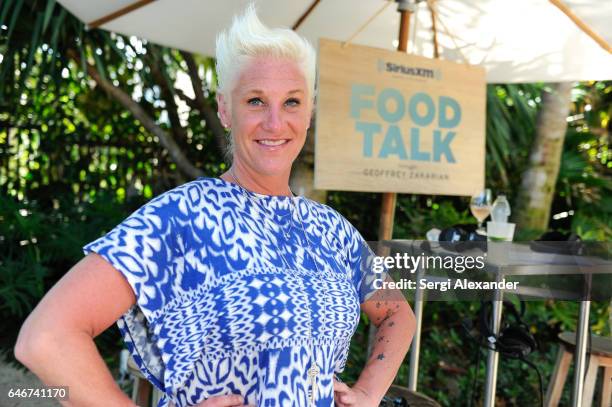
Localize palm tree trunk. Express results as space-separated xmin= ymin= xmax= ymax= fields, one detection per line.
xmin=513 ymin=82 xmax=574 ymax=237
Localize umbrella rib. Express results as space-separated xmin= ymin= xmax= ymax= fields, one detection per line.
xmin=292 ymin=0 xmax=321 ymax=30
xmin=427 ymin=0 xmax=440 ymax=58
xmin=87 ymin=0 xmax=156 ymax=30
xmin=342 ymin=0 xmax=394 ymax=48
xmin=428 ymin=0 xmax=470 ymax=64
xmin=549 ymin=0 xmax=611 ymax=54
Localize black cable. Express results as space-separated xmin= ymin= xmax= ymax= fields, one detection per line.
xmin=463 ymin=301 xmax=543 ymax=407
xmin=520 ymin=356 xmax=544 ymax=407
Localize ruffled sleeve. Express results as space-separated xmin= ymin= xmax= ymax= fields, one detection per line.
xmin=82 ymin=188 xmax=189 ymax=392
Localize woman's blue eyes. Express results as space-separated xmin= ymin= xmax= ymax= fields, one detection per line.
xmin=247 ymin=98 xmax=263 ymax=106
xmin=247 ymin=98 xmax=300 ymax=107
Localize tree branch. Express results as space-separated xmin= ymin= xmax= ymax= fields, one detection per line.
xmin=67 ymin=48 xmax=204 ymax=179
xmin=179 ymin=51 xmax=227 ymax=154
xmin=146 ymin=45 xmax=189 ymax=149
xmin=175 ymin=88 xmax=199 ymax=111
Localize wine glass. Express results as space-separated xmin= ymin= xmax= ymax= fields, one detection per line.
xmin=470 ymin=189 xmax=492 ymax=233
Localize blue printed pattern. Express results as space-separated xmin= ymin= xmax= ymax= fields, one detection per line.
xmin=82 ymin=177 xmax=380 ymax=407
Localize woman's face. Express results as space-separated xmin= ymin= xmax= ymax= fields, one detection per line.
xmin=217 ymin=57 xmax=313 ymax=178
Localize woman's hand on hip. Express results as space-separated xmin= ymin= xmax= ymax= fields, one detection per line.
xmin=192 ymin=394 xmax=254 ymax=407
xmin=334 ymin=379 xmax=378 ymax=407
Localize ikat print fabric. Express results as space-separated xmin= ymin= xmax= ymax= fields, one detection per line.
xmin=82 ymin=177 xmax=384 ymax=407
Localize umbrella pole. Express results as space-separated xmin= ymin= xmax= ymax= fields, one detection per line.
xmin=391 ymin=1 xmax=424 ymax=395
xmin=378 ymin=4 xmax=411 ymax=244
xmin=376 ymin=5 xmax=410 ymax=249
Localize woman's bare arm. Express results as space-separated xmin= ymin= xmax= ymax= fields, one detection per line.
xmin=351 ymin=277 xmax=417 ymax=405
xmin=15 ymin=253 xmax=138 ymax=407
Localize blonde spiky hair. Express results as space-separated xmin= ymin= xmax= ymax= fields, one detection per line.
xmin=215 ymin=2 xmax=317 ymax=104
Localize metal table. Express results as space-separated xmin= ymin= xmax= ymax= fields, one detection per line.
xmin=381 ymin=240 xmax=611 ymax=407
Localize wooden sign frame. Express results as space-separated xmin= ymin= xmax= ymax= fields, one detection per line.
xmin=314 ymin=38 xmax=486 ymax=196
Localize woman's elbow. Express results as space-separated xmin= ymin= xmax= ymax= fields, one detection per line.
xmin=14 ymin=316 xmax=60 ymax=368
xmin=14 ymin=332 xmax=28 ymax=365
xmin=15 ymin=324 xmax=37 ymax=367
xmin=15 ymin=318 xmax=43 ymax=366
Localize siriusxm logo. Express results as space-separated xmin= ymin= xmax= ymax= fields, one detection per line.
xmin=377 ymin=59 xmax=441 ymax=80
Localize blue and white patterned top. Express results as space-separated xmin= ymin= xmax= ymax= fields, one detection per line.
xmin=82 ymin=177 xmax=382 ymax=407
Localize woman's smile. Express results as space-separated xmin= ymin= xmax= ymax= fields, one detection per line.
xmin=255 ymin=138 xmax=291 ymax=150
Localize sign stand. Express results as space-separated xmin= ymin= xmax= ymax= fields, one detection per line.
xmin=370 ymin=0 xmax=420 ymax=388
xmin=376 ymin=0 xmax=411 ymax=246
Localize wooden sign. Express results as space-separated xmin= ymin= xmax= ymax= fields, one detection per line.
xmin=314 ymin=38 xmax=486 ymax=196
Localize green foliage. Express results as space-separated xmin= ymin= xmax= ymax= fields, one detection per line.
xmin=556 ymin=82 xmax=612 ymax=240
xmin=0 ymin=188 xmax=145 ymax=351
xmin=1 ymin=0 xmax=226 ymax=204
xmin=0 ymin=194 xmax=48 ymax=319
xmin=485 ymin=84 xmax=542 ymax=188
xmin=395 ymin=197 xmax=474 ymax=239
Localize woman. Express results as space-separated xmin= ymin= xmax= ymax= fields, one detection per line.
xmin=15 ymin=4 xmax=416 ymax=407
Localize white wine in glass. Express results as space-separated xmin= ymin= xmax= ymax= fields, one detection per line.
xmin=470 ymin=189 xmax=492 ymax=232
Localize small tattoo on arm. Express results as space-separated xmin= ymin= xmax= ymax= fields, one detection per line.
xmin=376 ymin=353 xmax=385 ymax=361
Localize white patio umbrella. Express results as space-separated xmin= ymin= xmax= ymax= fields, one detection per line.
xmin=56 ymin=0 xmax=611 ymax=83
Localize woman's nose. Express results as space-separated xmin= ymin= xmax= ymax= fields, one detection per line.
xmin=262 ymin=107 xmax=282 ymax=133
